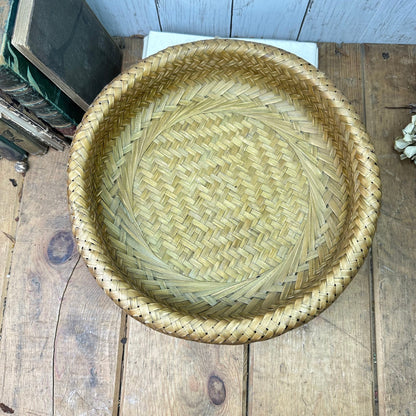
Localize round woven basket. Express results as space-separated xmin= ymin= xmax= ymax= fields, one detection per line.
xmin=68 ymin=39 xmax=380 ymax=344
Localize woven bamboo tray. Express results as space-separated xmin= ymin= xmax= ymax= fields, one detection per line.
xmin=68 ymin=40 xmax=381 ymax=344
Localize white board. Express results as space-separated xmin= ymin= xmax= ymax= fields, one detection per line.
xmin=143 ymin=30 xmax=318 ymax=67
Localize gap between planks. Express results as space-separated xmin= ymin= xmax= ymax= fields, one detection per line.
xmin=113 ymin=312 xmax=128 ymax=416
xmin=243 ymin=344 xmax=249 ymax=416
xmin=360 ymin=43 xmax=379 ymax=416
xmin=0 ymin=160 xmax=24 ymax=341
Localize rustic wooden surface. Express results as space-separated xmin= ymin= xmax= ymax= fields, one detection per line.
xmin=0 ymin=162 xmax=23 ymax=338
xmin=53 ymin=259 xmax=121 ymax=415
xmin=114 ymin=36 xmax=144 ymax=71
xmin=0 ymin=150 xmax=80 ymax=414
xmin=363 ymin=44 xmax=416 ymax=416
xmin=120 ymin=323 xmax=246 ymax=415
xmin=0 ymin=42 xmax=415 ymax=415
xmin=298 ymin=0 xmax=416 ymax=44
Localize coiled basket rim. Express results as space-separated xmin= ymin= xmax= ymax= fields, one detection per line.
xmin=68 ymin=39 xmax=381 ymax=344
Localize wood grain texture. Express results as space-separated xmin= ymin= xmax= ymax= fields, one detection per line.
xmin=0 ymin=150 xmax=79 ymax=415
xmin=299 ymin=0 xmax=416 ymax=44
xmin=53 ymin=260 xmax=122 ymax=415
xmin=248 ymin=264 xmax=374 ymax=415
xmin=85 ymin=0 xmax=416 ymax=43
xmin=85 ymin=0 xmax=160 ymax=37
xmin=0 ymin=149 xmax=121 ymax=415
xmin=358 ymin=1 xmax=416 ymax=44
xmin=299 ymin=0 xmax=379 ymax=43
xmin=0 ymin=160 xmax=23 ymax=337
xmin=318 ymin=43 xmax=366 ymax=118
xmin=248 ymin=44 xmax=374 ymax=416
xmin=231 ymin=0 xmax=309 ymax=40
xmin=114 ymin=36 xmax=144 ymax=71
xmin=157 ymin=0 xmax=232 ymax=37
xmin=120 ymin=322 xmax=246 ymax=415
xmin=363 ymin=44 xmax=416 ymax=415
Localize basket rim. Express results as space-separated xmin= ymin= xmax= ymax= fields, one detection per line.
xmin=68 ymin=39 xmax=381 ymax=344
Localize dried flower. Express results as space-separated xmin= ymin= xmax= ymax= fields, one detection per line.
xmin=403 ymin=145 xmax=416 ymax=159
xmin=394 ymin=115 xmax=416 ymax=164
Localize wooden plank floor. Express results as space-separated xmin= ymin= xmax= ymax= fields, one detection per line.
xmin=0 ymin=42 xmax=415 ymax=415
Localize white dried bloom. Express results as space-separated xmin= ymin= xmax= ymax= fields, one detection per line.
xmin=395 ymin=113 xmax=416 ymax=164
xmin=403 ymin=133 xmax=415 ymax=142
xmin=403 ymin=122 xmax=415 ymax=135
xmin=394 ymin=138 xmax=409 ymax=150
xmin=403 ymin=145 xmax=416 ymax=159
xmin=403 ymin=123 xmax=415 ymax=135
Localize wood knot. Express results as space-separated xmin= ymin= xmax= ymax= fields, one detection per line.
xmin=208 ymin=375 xmax=226 ymax=405
xmin=47 ymin=231 xmax=75 ymax=265
xmin=0 ymin=402 xmax=14 ymax=413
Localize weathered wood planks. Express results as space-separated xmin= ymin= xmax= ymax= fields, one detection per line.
xmin=157 ymin=0 xmax=232 ymax=37
xmin=85 ymin=0 xmax=160 ymax=37
xmin=364 ymin=44 xmax=416 ymax=416
xmin=53 ymin=260 xmax=121 ymax=415
xmin=0 ymin=160 xmax=23 ymax=338
xmin=232 ymin=0 xmax=309 ymax=40
xmin=0 ymin=150 xmax=80 ymax=414
xmin=0 ymin=150 xmax=121 ymax=414
xmin=120 ymin=323 xmax=246 ymax=415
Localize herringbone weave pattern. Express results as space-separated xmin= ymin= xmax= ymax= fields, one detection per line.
xmin=68 ymin=40 xmax=380 ymax=344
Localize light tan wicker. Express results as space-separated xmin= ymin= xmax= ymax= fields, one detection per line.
xmin=68 ymin=39 xmax=380 ymax=344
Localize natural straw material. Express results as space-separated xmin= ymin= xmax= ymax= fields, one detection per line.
xmin=68 ymin=40 xmax=380 ymax=344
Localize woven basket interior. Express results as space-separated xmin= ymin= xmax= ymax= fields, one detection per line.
xmin=68 ymin=40 xmax=380 ymax=343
